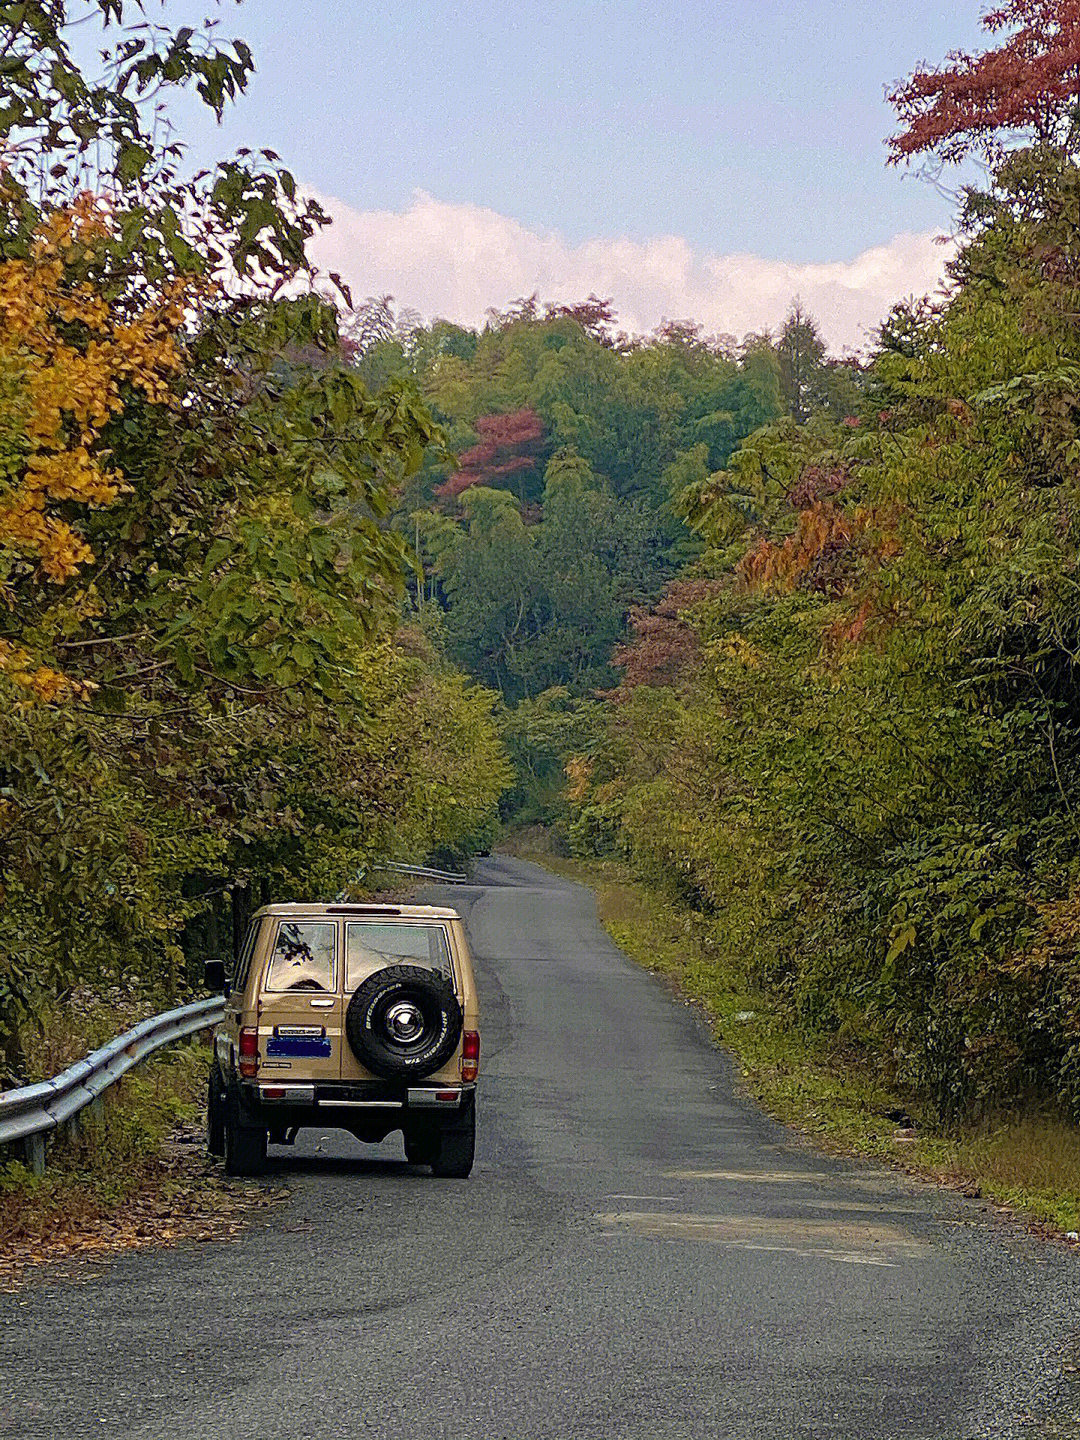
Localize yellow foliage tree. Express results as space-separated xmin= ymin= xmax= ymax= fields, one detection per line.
xmin=0 ymin=195 xmax=194 ymax=699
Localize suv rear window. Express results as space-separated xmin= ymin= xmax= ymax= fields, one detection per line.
xmin=265 ymin=920 xmax=337 ymax=992
xmin=345 ymin=922 xmax=452 ymax=990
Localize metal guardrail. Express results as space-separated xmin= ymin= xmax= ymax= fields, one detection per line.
xmin=378 ymin=860 xmax=470 ymax=884
xmin=0 ymin=995 xmax=224 ymax=1174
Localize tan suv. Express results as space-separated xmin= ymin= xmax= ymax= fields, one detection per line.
xmin=204 ymin=902 xmax=479 ymax=1179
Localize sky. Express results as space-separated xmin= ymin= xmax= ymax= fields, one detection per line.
xmin=166 ymin=0 xmax=988 ymax=349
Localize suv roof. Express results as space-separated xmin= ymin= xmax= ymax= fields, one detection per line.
xmin=252 ymin=902 xmax=461 ymax=920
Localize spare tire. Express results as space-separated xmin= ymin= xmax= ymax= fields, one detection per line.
xmin=346 ymin=965 xmax=463 ymax=1080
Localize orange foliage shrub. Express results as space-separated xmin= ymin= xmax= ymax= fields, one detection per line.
xmin=564 ymin=753 xmax=594 ymax=802
xmin=0 ymin=197 xmax=196 ymax=699
xmin=0 ymin=640 xmax=89 ymax=703
xmin=737 ymin=501 xmax=856 ymax=594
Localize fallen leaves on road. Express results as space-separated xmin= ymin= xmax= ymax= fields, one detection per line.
xmin=0 ymin=1121 xmax=286 ymax=1292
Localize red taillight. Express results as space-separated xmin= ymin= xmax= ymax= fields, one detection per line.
xmin=238 ymin=1026 xmax=259 ymax=1077
xmin=460 ymin=1030 xmax=479 ymax=1083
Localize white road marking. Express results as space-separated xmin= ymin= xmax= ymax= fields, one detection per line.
xmin=606 ymin=1194 xmax=682 ymax=1202
xmin=597 ymin=1210 xmax=933 ymax=1264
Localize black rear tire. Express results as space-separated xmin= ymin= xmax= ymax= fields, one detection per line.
xmin=207 ymin=1065 xmax=225 ymax=1158
xmin=223 ymin=1087 xmax=267 ymax=1177
xmin=431 ymin=1097 xmax=475 ymax=1179
xmin=403 ymin=1129 xmax=438 ymax=1167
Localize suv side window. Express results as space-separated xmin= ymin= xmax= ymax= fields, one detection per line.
xmin=265 ymin=920 xmax=337 ymax=993
xmin=233 ymin=922 xmax=257 ymax=990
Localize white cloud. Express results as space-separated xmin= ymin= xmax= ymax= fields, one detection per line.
xmin=308 ymin=189 xmax=954 ymax=353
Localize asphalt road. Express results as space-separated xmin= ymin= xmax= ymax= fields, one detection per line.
xmin=3 ymin=855 xmax=1080 ymax=1440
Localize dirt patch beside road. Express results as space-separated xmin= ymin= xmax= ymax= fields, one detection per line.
xmin=0 ymin=1044 xmax=285 ymax=1291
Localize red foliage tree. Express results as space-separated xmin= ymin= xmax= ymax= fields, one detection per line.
xmin=611 ymin=579 xmax=725 ymax=697
xmin=889 ymin=1 xmax=1080 ymax=164
xmin=436 ymin=407 xmax=545 ymax=501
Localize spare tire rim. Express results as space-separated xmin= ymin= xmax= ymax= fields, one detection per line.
xmin=385 ymin=999 xmax=426 ymax=1046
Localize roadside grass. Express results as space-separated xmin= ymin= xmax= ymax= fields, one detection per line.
xmin=516 ymin=848 xmax=1080 ymax=1236
xmin=0 ymin=1008 xmax=283 ymax=1289
xmin=18 ymin=984 xmax=170 ymax=1080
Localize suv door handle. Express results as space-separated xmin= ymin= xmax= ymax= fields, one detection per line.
xmin=309 ymin=998 xmax=335 ymax=1009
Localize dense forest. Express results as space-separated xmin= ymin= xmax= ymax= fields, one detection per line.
xmin=5 ymin=0 xmax=1080 ymax=1137
xmin=352 ymin=0 xmax=1080 ymax=1126
xmin=346 ymin=295 xmax=858 ymax=819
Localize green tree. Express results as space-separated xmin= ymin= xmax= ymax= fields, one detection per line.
xmin=776 ymin=302 xmax=828 ymax=422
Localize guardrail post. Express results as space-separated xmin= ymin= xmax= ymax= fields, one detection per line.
xmin=23 ymin=1132 xmax=45 ymax=1177
xmin=88 ymin=1095 xmax=105 ymax=1125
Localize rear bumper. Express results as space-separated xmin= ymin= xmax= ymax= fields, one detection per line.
xmin=241 ymin=1078 xmax=474 ymax=1123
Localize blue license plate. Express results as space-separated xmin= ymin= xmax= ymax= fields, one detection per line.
xmin=266 ymin=1033 xmax=332 ymax=1058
